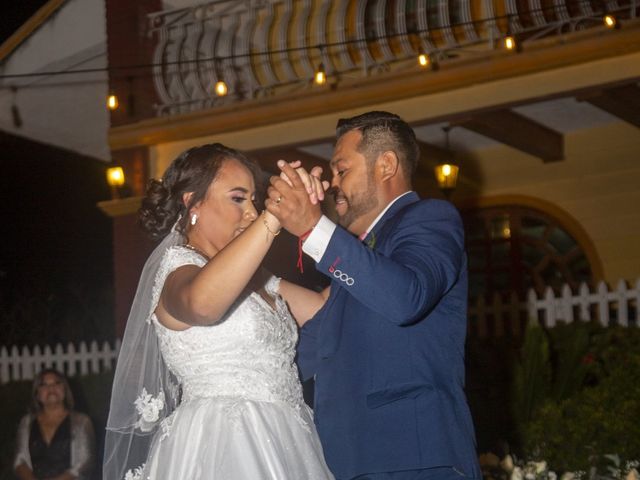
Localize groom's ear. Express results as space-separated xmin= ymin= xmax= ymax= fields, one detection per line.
xmin=376 ymin=151 xmax=399 ymax=182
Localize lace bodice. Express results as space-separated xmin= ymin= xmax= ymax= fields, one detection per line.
xmin=150 ymin=246 xmax=303 ymax=410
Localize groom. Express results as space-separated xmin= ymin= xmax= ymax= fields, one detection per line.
xmin=267 ymin=111 xmax=480 ymax=480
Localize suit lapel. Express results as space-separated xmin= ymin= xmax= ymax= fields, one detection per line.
xmin=362 ymin=191 xmax=420 ymax=248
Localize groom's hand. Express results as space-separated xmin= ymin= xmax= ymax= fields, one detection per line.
xmin=279 ymin=160 xmax=328 ymax=205
xmin=266 ymin=161 xmax=323 ymax=237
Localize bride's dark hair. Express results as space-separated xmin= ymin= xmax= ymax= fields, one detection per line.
xmin=139 ymin=143 xmax=259 ymax=239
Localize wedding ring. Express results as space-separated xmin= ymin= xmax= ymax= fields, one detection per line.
xmin=275 ymin=196 xmax=282 ymax=205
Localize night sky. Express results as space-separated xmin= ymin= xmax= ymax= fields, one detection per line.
xmin=0 ymin=1 xmax=50 ymax=44
xmin=1 ymin=3 xmax=114 ymax=346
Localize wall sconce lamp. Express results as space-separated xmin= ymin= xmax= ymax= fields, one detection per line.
xmin=434 ymin=126 xmax=459 ymax=199
xmin=106 ymin=166 xmax=125 ymax=199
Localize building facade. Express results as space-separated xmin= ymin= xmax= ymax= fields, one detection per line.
xmin=101 ymin=0 xmax=640 ymax=335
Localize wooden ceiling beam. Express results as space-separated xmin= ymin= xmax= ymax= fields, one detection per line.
xmin=417 ymin=140 xmax=454 ymax=165
xmin=454 ymin=109 xmax=564 ymax=162
xmin=580 ymin=84 xmax=640 ymax=129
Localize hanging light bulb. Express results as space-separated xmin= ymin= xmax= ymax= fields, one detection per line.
xmin=603 ymin=14 xmax=618 ymax=29
xmin=433 ymin=126 xmax=459 ymax=199
xmin=504 ymin=35 xmax=517 ymax=51
xmin=10 ymin=87 xmax=22 ymax=128
xmin=434 ymin=162 xmax=460 ymax=198
xmin=107 ymin=92 xmax=119 ymax=111
xmin=314 ymin=63 xmax=327 ymax=85
xmin=215 ymin=80 xmax=228 ymax=96
xmin=418 ymin=51 xmax=439 ymax=71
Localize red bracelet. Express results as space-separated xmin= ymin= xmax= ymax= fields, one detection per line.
xmin=297 ymin=228 xmax=313 ymax=273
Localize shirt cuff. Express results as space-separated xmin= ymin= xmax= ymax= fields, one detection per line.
xmin=302 ymin=215 xmax=336 ymax=262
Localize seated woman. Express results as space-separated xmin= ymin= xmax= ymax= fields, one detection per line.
xmin=14 ymin=368 xmax=95 ymax=480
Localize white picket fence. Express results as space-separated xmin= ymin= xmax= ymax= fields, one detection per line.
xmin=0 ymin=339 xmax=121 ymax=385
xmin=468 ymin=279 xmax=639 ymax=338
xmin=1 ymin=280 xmax=637 ymax=383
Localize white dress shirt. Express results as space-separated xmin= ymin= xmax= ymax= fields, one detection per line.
xmin=302 ymin=191 xmax=414 ymax=262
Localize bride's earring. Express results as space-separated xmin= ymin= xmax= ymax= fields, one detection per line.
xmin=190 ymin=213 xmax=198 ymax=226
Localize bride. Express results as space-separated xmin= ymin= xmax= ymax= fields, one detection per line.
xmin=103 ymin=143 xmax=333 ymax=479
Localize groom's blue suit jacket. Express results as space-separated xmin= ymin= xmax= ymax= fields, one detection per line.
xmin=298 ymin=193 xmax=480 ymax=479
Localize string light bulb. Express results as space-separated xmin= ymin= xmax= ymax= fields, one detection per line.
xmin=603 ymin=14 xmax=618 ymax=29
xmin=504 ymin=35 xmax=517 ymax=51
xmin=10 ymin=87 xmax=22 ymax=128
xmin=418 ymin=53 xmax=430 ymax=68
xmin=314 ymin=63 xmax=327 ymax=85
xmin=215 ymin=80 xmax=228 ymax=96
xmin=107 ymin=92 xmax=119 ymax=111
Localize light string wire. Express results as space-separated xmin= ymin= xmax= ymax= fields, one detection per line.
xmin=0 ymin=0 xmax=627 ymax=87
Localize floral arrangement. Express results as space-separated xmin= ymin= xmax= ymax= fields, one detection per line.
xmin=480 ymin=454 xmax=639 ymax=480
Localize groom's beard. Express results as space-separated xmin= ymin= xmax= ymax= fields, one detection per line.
xmin=335 ymin=174 xmax=379 ymax=231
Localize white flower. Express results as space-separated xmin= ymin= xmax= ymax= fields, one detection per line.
xmin=134 ymin=388 xmax=165 ymax=432
xmin=511 ymin=466 xmax=524 ymax=480
xmin=627 ymin=468 xmax=640 ymax=480
xmin=501 ymin=455 xmax=515 ymax=473
xmin=560 ymin=473 xmax=575 ymax=480
xmin=533 ymin=461 xmax=548 ymax=474
xmin=124 ymin=463 xmax=145 ymax=480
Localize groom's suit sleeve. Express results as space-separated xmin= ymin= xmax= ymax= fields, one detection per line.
xmin=314 ymin=201 xmax=465 ymax=326
xmin=297 ymin=314 xmax=320 ymax=381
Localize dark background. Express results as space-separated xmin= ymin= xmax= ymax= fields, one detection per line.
xmin=1 ymin=2 xmax=114 ymax=346
xmin=0 ymin=131 xmax=114 ymax=346
xmin=1 ymin=1 xmax=50 ymax=44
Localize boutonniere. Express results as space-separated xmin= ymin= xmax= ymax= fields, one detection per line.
xmin=366 ymin=231 xmax=377 ymax=249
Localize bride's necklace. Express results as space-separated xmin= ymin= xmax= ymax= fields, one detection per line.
xmin=182 ymin=243 xmax=210 ymax=260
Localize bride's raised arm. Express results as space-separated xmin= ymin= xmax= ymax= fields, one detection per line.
xmin=157 ymin=209 xmax=282 ymax=329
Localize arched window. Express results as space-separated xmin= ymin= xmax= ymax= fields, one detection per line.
xmin=462 ymin=205 xmax=594 ymax=297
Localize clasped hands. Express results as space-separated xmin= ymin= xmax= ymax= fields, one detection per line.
xmin=265 ymin=160 xmax=329 ymax=237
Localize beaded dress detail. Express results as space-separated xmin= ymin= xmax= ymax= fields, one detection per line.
xmin=137 ymin=246 xmax=333 ymax=480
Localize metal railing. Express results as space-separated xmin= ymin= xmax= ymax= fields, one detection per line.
xmin=145 ymin=0 xmax=637 ymax=115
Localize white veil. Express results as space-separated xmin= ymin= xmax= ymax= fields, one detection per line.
xmin=103 ymin=226 xmax=182 ymax=480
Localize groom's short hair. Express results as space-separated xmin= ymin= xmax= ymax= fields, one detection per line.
xmin=336 ymin=111 xmax=419 ymax=178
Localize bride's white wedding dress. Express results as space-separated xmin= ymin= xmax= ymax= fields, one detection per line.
xmin=138 ymin=246 xmax=333 ymax=479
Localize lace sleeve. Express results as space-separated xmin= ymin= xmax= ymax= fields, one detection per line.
xmin=264 ymin=275 xmax=282 ymax=298
xmin=150 ymin=246 xmax=208 ymax=319
xmin=69 ymin=412 xmax=96 ymax=479
xmin=13 ymin=414 xmax=32 ymax=470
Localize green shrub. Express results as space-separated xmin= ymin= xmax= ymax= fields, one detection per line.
xmin=520 ymin=325 xmax=640 ymax=473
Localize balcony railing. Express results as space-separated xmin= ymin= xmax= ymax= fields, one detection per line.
xmin=147 ymin=0 xmax=637 ymax=115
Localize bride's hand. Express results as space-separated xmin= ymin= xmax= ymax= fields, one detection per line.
xmin=279 ymin=160 xmax=329 ymax=205
xmin=262 ymin=209 xmax=282 ymax=235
